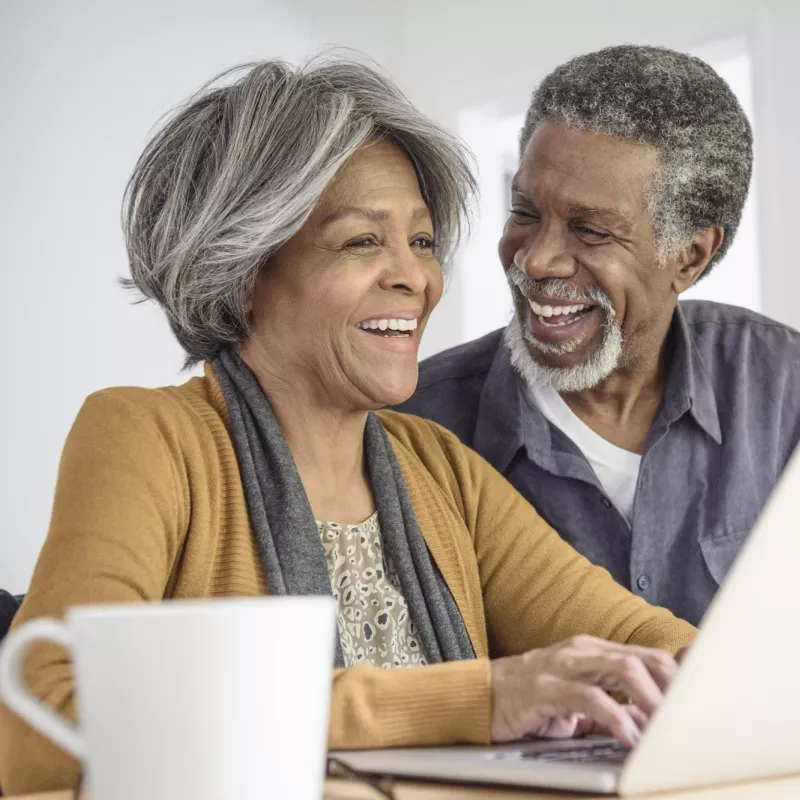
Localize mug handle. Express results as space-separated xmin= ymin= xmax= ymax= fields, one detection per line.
xmin=0 ymin=617 xmax=85 ymax=759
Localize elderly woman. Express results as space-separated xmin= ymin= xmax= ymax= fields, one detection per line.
xmin=0 ymin=56 xmax=694 ymax=794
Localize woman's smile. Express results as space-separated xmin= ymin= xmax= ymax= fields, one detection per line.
xmin=354 ymin=311 xmax=422 ymax=353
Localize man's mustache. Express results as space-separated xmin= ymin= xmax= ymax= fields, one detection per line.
xmin=506 ymin=266 xmax=615 ymax=316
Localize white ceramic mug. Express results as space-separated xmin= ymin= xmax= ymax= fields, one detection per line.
xmin=0 ymin=596 xmax=336 ymax=800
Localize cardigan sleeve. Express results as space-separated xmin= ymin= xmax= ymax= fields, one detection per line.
xmin=329 ymin=659 xmax=491 ymax=749
xmin=0 ymin=392 xmax=190 ymax=795
xmin=429 ymin=423 xmax=696 ymax=657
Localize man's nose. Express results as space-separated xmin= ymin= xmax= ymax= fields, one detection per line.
xmin=514 ymin=223 xmax=577 ymax=281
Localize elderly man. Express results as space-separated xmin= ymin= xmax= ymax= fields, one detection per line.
xmin=398 ymin=44 xmax=800 ymax=626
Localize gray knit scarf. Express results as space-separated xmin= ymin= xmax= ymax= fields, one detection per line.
xmin=212 ymin=348 xmax=475 ymax=668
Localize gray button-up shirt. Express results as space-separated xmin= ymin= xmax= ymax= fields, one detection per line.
xmin=397 ymin=301 xmax=800 ymax=625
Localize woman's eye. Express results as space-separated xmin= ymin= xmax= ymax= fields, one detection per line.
xmin=411 ymin=236 xmax=435 ymax=249
xmin=509 ymin=208 xmax=538 ymax=222
xmin=345 ymin=237 xmax=378 ymax=249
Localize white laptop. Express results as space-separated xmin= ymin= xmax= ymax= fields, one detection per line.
xmin=332 ymin=441 xmax=800 ymax=795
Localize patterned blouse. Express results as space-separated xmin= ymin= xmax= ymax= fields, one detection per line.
xmin=315 ymin=512 xmax=427 ymax=669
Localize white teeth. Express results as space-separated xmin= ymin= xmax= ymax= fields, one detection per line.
xmin=529 ymin=299 xmax=589 ymax=318
xmin=356 ymin=318 xmax=419 ymax=333
xmin=527 ymin=298 xmax=593 ymax=326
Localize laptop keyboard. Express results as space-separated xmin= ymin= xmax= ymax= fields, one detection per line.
xmin=492 ymin=741 xmax=630 ymax=765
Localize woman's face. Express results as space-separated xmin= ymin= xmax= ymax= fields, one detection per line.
xmin=245 ymin=139 xmax=443 ymax=410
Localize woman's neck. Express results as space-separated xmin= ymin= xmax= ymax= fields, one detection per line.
xmin=237 ymin=345 xmax=375 ymax=524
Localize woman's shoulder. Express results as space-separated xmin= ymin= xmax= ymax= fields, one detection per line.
xmin=379 ymin=408 xmax=511 ymax=509
xmin=75 ymin=367 xmax=230 ymax=445
xmin=377 ymin=408 xmax=464 ymax=460
xmin=377 ymin=408 xmax=487 ymax=496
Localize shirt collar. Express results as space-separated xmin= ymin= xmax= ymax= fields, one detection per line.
xmin=473 ymin=334 xmax=560 ymax=473
xmin=473 ymin=304 xmax=722 ymax=472
xmin=659 ymin=304 xmax=722 ymax=445
xmin=474 ymin=336 xmax=533 ymax=473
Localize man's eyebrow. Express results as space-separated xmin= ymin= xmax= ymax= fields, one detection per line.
xmin=319 ymin=206 xmax=431 ymax=227
xmin=510 ymin=180 xmax=529 ymax=200
xmin=509 ymin=185 xmax=633 ymax=232
xmin=568 ymin=204 xmax=632 ymax=231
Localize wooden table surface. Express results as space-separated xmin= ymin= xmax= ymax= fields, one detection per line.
xmin=9 ymin=774 xmax=800 ymax=799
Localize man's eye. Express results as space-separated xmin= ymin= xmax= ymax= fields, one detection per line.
xmin=509 ymin=208 xmax=538 ymax=222
xmin=576 ymin=225 xmax=611 ymax=240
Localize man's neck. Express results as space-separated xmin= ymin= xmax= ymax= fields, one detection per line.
xmin=560 ymin=329 xmax=673 ymax=454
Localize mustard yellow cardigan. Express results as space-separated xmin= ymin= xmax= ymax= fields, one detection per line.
xmin=0 ymin=366 xmax=694 ymax=794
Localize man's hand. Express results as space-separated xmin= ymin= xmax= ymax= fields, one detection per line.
xmin=490 ymin=636 xmax=679 ymax=747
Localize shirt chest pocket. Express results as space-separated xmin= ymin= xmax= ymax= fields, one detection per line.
xmin=699 ymin=531 xmax=749 ymax=587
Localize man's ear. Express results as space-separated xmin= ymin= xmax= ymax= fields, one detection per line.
xmin=671 ymin=227 xmax=725 ymax=294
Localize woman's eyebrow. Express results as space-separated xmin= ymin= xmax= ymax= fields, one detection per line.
xmin=320 ymin=206 xmax=431 ymax=227
xmin=320 ymin=207 xmax=389 ymax=227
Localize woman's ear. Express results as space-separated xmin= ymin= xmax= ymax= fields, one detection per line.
xmin=672 ymin=227 xmax=725 ymax=294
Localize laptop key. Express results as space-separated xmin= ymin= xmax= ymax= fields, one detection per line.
xmin=492 ymin=741 xmax=630 ymax=765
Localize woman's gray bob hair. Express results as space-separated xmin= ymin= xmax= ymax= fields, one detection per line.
xmin=122 ymin=53 xmax=476 ymax=365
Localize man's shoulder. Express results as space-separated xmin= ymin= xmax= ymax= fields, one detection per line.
xmin=681 ymin=302 xmax=800 ymax=415
xmin=394 ymin=328 xmax=506 ymax=444
xmin=680 ymin=300 xmax=800 ymax=343
xmin=681 ymin=300 xmax=800 ymax=354
xmin=416 ymin=328 xmax=505 ymax=389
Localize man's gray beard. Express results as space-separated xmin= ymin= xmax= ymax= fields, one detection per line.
xmin=504 ymin=305 xmax=624 ymax=394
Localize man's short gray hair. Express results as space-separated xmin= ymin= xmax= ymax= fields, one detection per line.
xmin=520 ymin=45 xmax=753 ymax=272
xmin=123 ymin=54 xmax=476 ymax=365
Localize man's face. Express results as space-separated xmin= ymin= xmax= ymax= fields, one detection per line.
xmin=498 ymin=121 xmax=680 ymax=392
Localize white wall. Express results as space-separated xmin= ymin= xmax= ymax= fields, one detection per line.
xmin=752 ymin=0 xmax=800 ymax=331
xmin=679 ymin=38 xmax=762 ymax=314
xmin=0 ymin=0 xmax=319 ymax=593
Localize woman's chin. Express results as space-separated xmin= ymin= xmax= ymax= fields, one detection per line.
xmin=354 ymin=370 xmax=418 ymax=410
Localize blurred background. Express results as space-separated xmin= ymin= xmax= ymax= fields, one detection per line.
xmin=1 ymin=0 xmax=798 ymax=591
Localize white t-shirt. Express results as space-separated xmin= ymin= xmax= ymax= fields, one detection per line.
xmin=529 ymin=383 xmax=641 ymax=525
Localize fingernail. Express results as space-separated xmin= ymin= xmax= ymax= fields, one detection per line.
xmin=626 ymin=720 xmax=642 ymax=747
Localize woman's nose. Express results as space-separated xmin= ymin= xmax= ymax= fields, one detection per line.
xmin=382 ymin=248 xmax=430 ymax=294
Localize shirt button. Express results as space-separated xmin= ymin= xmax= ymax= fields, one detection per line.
xmin=601 ymin=498 xmax=612 ymax=509
xmin=636 ymin=575 xmax=651 ymax=591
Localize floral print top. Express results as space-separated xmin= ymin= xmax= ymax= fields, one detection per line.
xmin=316 ymin=512 xmax=427 ymax=669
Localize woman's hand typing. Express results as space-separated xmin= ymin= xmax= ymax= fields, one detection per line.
xmin=490 ymin=635 xmax=679 ymax=747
